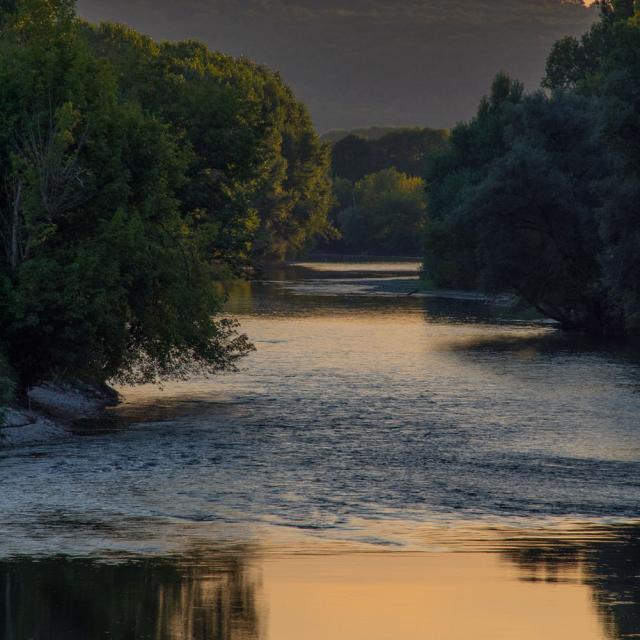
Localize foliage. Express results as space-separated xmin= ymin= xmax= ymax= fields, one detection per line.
xmin=331 ymin=128 xmax=448 ymax=183
xmin=85 ymin=24 xmax=333 ymax=262
xmin=334 ymin=168 xmax=426 ymax=255
xmin=424 ymin=6 xmax=640 ymax=334
xmin=322 ymin=126 xmax=417 ymax=144
xmin=0 ymin=0 xmax=336 ymax=393
xmin=0 ymin=0 xmax=274 ymax=388
xmin=424 ymin=73 xmax=524 ymax=289
xmin=326 ymin=127 xmax=446 ymax=255
xmin=0 ymin=347 xmax=14 ymax=411
xmin=460 ymin=93 xmax=612 ymax=330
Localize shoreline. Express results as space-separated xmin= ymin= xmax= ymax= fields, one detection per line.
xmin=0 ymin=381 xmax=119 ymax=446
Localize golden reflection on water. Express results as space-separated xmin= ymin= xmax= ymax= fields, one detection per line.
xmin=4 ymin=525 xmax=640 ymax=639
xmin=264 ymin=552 xmax=601 ymax=640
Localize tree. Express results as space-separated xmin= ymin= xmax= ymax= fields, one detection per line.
xmin=0 ymin=0 xmax=253 ymax=386
xmin=250 ymin=74 xmax=334 ymax=259
xmin=597 ymin=170 xmax=640 ymax=332
xmin=542 ymin=0 xmax=640 ymax=333
xmin=336 ymin=168 xmax=427 ymax=255
xmin=372 ymin=129 xmax=448 ymax=176
xmin=463 ymin=92 xmax=613 ymax=331
xmin=424 ymin=73 xmax=524 ymax=289
xmin=85 ymin=24 xmax=333 ymax=263
xmin=330 ymin=128 xmax=448 ymax=183
xmin=331 ymin=134 xmax=375 ymax=183
xmin=424 ymin=34 xmax=640 ymax=334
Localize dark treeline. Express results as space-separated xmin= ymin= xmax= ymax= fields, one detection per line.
xmin=325 ymin=127 xmax=448 ymax=255
xmin=331 ymin=128 xmax=448 ymax=184
xmin=321 ymin=126 xmax=415 ymax=145
xmin=0 ymin=0 xmax=333 ymax=399
xmin=424 ymin=0 xmax=640 ymax=335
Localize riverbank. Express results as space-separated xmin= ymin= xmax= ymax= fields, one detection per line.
xmin=283 ymin=258 xmax=518 ymax=305
xmin=0 ymin=381 xmax=119 ymax=446
xmin=368 ymin=276 xmax=518 ymax=304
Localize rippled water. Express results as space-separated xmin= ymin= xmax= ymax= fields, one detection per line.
xmin=2 ymin=261 xmax=640 ymax=639
xmin=2 ymin=262 xmax=640 ymax=556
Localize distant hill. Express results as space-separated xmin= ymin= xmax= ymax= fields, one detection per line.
xmin=330 ymin=127 xmax=449 ymax=181
xmin=321 ymin=126 xmax=424 ymax=144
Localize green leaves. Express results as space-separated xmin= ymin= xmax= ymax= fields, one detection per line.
xmin=331 ymin=128 xmax=448 ymax=184
xmin=335 ymin=168 xmax=427 ymax=255
xmin=424 ymin=0 xmax=640 ymax=335
xmin=0 ymin=0 xmax=259 ymax=388
xmin=86 ymin=22 xmax=333 ymax=264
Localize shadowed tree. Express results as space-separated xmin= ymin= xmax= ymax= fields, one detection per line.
xmin=0 ymin=0 xmax=254 ymax=386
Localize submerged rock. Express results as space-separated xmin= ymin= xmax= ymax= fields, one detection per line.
xmin=1 ymin=382 xmax=119 ymax=446
xmin=0 ymin=408 xmax=68 ymax=446
xmin=27 ymin=381 xmax=119 ymax=420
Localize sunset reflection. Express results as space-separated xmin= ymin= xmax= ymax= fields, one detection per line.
xmin=3 ymin=525 xmax=640 ymax=640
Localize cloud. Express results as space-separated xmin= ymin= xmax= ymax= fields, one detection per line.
xmin=77 ymin=0 xmax=598 ymax=131
xmin=217 ymin=0 xmax=593 ymax=25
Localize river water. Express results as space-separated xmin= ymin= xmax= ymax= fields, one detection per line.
xmin=2 ymin=261 xmax=640 ymax=639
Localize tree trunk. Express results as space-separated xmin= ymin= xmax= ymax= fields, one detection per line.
xmin=9 ymin=179 xmax=22 ymax=275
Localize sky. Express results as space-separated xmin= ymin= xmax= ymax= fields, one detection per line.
xmin=76 ymin=0 xmax=598 ymax=133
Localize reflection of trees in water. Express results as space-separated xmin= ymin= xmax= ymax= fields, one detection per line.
xmin=444 ymin=330 xmax=640 ymax=362
xmin=1 ymin=549 xmax=263 ymax=640
xmin=501 ymin=525 xmax=640 ymax=640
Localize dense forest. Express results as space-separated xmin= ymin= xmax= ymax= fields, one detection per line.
xmin=0 ymin=0 xmax=333 ymax=400
xmin=424 ymin=0 xmax=640 ymax=335
xmin=325 ymin=127 xmax=447 ymax=255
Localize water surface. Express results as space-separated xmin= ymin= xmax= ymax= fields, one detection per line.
xmin=2 ymin=261 xmax=640 ymax=638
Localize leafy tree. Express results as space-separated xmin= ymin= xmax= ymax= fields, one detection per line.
xmin=85 ymin=24 xmax=333 ymax=263
xmin=461 ymin=92 xmax=614 ymax=331
xmin=424 ymin=73 xmax=524 ymax=289
xmin=0 ymin=0 xmax=253 ymax=387
xmin=331 ymin=128 xmax=448 ymax=183
xmin=424 ymin=78 xmax=621 ymax=331
xmin=322 ymin=126 xmax=413 ymax=144
xmin=373 ymin=129 xmax=449 ymax=176
xmin=332 ymin=177 xmax=355 ymax=213
xmin=542 ymin=0 xmax=640 ymax=333
xmin=544 ymin=0 xmax=640 ymax=101
xmin=328 ymin=126 xmax=447 ymax=255
xmin=424 ymin=8 xmax=640 ymax=334
xmin=0 ymin=346 xmax=14 ymax=410
xmin=331 ymin=135 xmax=376 ymax=183
xmin=597 ymin=169 xmax=640 ymax=332
xmin=250 ymin=74 xmax=334 ymax=259
xmin=336 ymin=168 xmax=426 ymax=255
xmin=336 ymin=207 xmax=368 ymax=253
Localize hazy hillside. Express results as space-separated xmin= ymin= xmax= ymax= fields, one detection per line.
xmin=321 ymin=126 xmax=425 ymax=144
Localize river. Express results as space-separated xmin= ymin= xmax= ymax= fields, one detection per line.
xmin=2 ymin=261 xmax=640 ymax=639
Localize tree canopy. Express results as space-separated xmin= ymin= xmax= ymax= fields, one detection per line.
xmin=424 ymin=4 xmax=640 ymax=334
xmin=0 ymin=0 xmax=332 ymax=393
xmin=331 ymin=128 xmax=448 ymax=184
xmin=84 ymin=22 xmax=333 ymax=263
xmin=332 ymin=168 xmax=426 ymax=256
